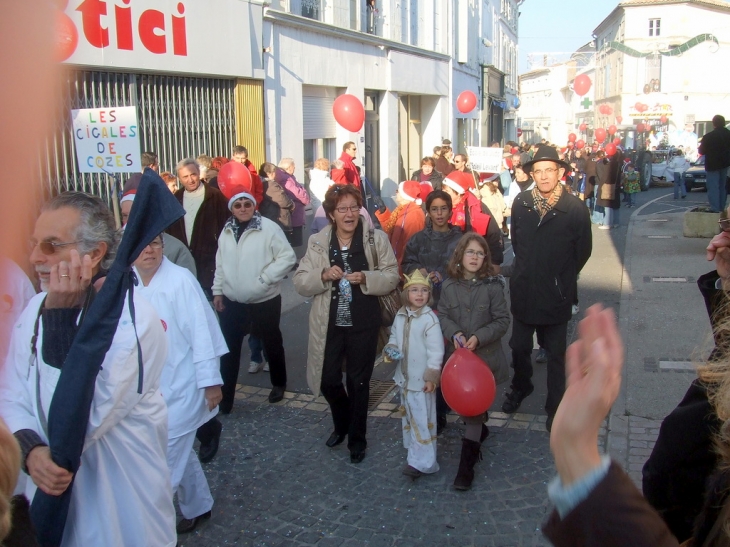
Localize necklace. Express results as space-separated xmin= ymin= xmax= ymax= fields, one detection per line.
xmin=336 ymin=232 xmax=354 ymax=250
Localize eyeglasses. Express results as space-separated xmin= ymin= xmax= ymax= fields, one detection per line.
xmin=718 ymin=219 xmax=730 ymax=232
xmin=335 ymin=205 xmax=359 ymax=214
xmin=464 ymin=249 xmax=486 ymax=258
xmin=147 ymin=240 xmax=163 ymax=249
xmin=429 ymin=206 xmax=450 ymax=214
xmin=29 ymin=239 xmax=80 ymax=255
xmin=233 ymin=200 xmax=254 ymax=210
xmin=531 ymin=167 xmax=559 ymax=177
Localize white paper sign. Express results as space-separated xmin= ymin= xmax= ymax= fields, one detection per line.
xmin=466 ymin=147 xmax=504 ymax=173
xmin=71 ymin=107 xmax=141 ymax=173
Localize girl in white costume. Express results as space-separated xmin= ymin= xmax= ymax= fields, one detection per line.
xmin=384 ymin=270 xmax=444 ymax=478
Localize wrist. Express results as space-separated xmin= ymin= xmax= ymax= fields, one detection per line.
xmin=552 ymin=437 xmax=602 ymax=487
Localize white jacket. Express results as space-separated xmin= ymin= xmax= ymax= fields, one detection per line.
xmin=308 ymin=168 xmax=332 ymax=210
xmin=212 ymin=214 xmax=296 ymax=303
xmin=389 ymin=305 xmax=444 ymax=392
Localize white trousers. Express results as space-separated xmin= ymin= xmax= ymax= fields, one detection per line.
xmin=401 ymin=388 xmax=439 ymax=474
xmin=168 ymin=430 xmax=214 ymax=519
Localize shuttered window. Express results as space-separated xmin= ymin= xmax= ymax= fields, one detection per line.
xmin=302 ymin=86 xmax=337 ymax=140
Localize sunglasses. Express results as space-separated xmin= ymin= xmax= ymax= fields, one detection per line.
xmin=718 ymin=218 xmax=730 ymax=232
xmin=233 ymin=200 xmax=254 ymax=210
xmin=29 ymin=239 xmax=80 ymax=256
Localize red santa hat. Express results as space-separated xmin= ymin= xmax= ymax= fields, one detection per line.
xmin=442 ymin=171 xmax=474 ymax=195
xmin=217 ymin=162 xmax=257 ymax=211
xmin=120 ymin=189 xmax=136 ymax=204
xmin=398 ymin=180 xmax=423 ymax=205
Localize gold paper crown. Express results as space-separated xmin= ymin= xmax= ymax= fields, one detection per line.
xmin=403 ymin=270 xmax=432 ymax=290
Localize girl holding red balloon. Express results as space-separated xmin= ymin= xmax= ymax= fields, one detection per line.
xmin=437 ymin=234 xmax=510 ymax=491
xmin=383 ymin=270 xmax=445 ymax=479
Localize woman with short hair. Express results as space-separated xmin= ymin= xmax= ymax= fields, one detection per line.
xmin=411 ymin=157 xmax=443 ymax=191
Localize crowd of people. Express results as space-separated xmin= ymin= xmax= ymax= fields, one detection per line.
xmin=2 ymin=118 xmax=730 ymax=546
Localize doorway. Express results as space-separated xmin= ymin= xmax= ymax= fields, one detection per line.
xmin=364 ymin=91 xmax=380 ymax=192
xmin=398 ymin=95 xmax=422 ymax=182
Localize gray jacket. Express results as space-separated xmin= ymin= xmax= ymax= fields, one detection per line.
xmin=437 ymin=275 xmax=510 ymax=384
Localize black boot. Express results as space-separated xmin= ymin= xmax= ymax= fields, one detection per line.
xmin=453 ymin=438 xmax=482 ymax=491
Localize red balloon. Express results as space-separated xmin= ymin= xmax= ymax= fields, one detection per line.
xmin=660 ymin=115 xmax=668 ymax=124
xmin=217 ymin=161 xmax=253 ymax=201
xmin=456 ymin=91 xmax=478 ymax=114
xmin=594 ymin=128 xmax=607 ymax=143
xmin=56 ymin=10 xmax=78 ymax=62
xmin=574 ymin=74 xmax=592 ymax=96
xmin=608 ymin=124 xmax=617 ymax=135
xmin=605 ymin=143 xmax=617 ymax=156
xmin=568 ymin=133 xmax=577 ymax=142
xmin=333 ymin=94 xmax=365 ymax=132
xmin=576 ymin=139 xmax=585 ymax=149
xmin=636 ymin=123 xmax=645 ymax=133
xmin=616 ymin=115 xmax=623 ymax=124
xmin=605 ymin=105 xmax=613 ymax=115
xmin=441 ymin=348 xmax=496 ymax=417
xmin=579 ymin=123 xmax=587 ymax=132
xmin=613 ymin=137 xmax=621 ymax=145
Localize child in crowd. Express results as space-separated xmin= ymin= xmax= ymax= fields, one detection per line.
xmin=437 ymin=233 xmax=510 ymax=491
xmin=384 ymin=271 xmax=445 ymax=479
xmin=623 ymin=163 xmax=641 ymax=208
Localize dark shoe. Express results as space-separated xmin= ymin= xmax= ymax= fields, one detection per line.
xmin=437 ymin=415 xmax=447 ymax=435
xmin=176 ymin=510 xmax=211 ymax=534
xmin=535 ymin=348 xmax=548 ymax=363
xmin=479 ymin=423 xmax=489 ymax=443
xmin=198 ymin=419 xmax=222 ymax=464
xmin=402 ymin=465 xmax=423 ymax=479
xmin=546 ymin=414 xmax=554 ymax=433
xmin=501 ymin=386 xmax=534 ymax=414
xmin=268 ymin=385 xmax=285 ymax=403
xmin=453 ymin=439 xmax=482 ymax=491
xmin=325 ymin=431 xmax=346 ymax=448
xmin=350 ymin=449 xmax=366 ymax=464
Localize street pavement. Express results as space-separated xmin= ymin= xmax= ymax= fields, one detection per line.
xmin=181 ymin=186 xmax=715 ymax=546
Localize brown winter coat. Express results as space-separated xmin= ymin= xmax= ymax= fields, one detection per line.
xmin=166 ymin=184 xmax=230 ymax=293
xmin=293 ymin=219 xmax=400 ymax=397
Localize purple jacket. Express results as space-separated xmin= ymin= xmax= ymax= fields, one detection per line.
xmin=275 ymin=168 xmax=310 ymax=227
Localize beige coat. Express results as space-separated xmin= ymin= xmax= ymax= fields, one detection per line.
xmin=293 ymin=219 xmax=400 ymax=396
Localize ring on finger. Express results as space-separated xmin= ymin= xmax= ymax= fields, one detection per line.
xmin=60 ymin=274 xmax=70 ymax=278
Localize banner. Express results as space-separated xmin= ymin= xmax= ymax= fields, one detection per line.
xmin=71 ymin=107 xmax=141 ymax=173
xmin=466 ymin=146 xmax=504 ymax=173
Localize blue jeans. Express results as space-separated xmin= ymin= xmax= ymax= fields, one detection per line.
xmin=604 ymin=207 xmax=619 ymax=227
xmin=592 ymin=204 xmax=605 ymax=225
xmin=707 ymin=168 xmax=729 ymax=212
xmin=249 ymin=335 xmax=265 ymax=363
xmin=627 ymin=192 xmax=636 ymax=206
xmin=673 ymin=172 xmax=686 ymax=199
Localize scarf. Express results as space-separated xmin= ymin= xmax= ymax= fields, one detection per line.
xmin=531 ymin=182 xmax=563 ymax=219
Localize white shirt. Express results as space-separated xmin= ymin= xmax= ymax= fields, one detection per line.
xmin=183 ymin=184 xmax=206 ymax=244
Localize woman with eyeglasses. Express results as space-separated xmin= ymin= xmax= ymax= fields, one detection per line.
xmin=212 ymin=181 xmax=297 ymax=410
xmin=294 ymin=184 xmax=399 ymax=464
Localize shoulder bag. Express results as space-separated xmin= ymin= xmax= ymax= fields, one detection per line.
xmin=367 ymin=228 xmax=401 ymax=327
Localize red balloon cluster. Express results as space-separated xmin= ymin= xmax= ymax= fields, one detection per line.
xmin=594 ymin=127 xmax=607 ymax=143
xmin=599 ymin=104 xmax=613 ymax=115
xmin=576 ymin=139 xmax=585 ymax=149
xmin=573 ymin=74 xmax=592 ymax=97
xmin=333 ymin=94 xmax=365 ymax=132
xmin=457 ymin=91 xmax=478 ymax=114
xmin=579 ymin=123 xmax=587 ymax=132
xmin=605 ymin=143 xmax=617 ymax=156
xmin=441 ymin=348 xmax=496 ymax=417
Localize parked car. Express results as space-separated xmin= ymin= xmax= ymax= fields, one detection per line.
xmin=683 ymin=156 xmax=730 ymax=192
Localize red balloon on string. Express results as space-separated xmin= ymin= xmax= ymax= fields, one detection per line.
xmin=217 ymin=161 xmax=253 ymax=200
xmin=594 ymin=128 xmax=607 ymax=143
xmin=579 ymin=123 xmax=587 ymax=132
xmin=613 ymin=137 xmax=621 ymax=145
xmin=333 ymin=94 xmax=365 ymax=132
xmin=608 ymin=125 xmax=617 ymax=135
xmin=576 ymin=139 xmax=585 ymax=149
xmin=568 ymin=133 xmax=577 ymax=142
xmin=616 ymin=115 xmax=623 ymax=124
xmin=573 ymin=74 xmax=592 ymax=96
xmin=456 ymin=91 xmax=478 ymax=114
xmin=441 ymin=348 xmax=496 ymax=417
xmin=660 ymin=115 xmax=668 ymax=124
xmin=636 ymin=123 xmax=645 ymax=133
xmin=605 ymin=143 xmax=617 ymax=156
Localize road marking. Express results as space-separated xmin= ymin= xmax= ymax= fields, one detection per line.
xmin=647 ymin=235 xmax=674 ymax=239
xmin=659 ymin=361 xmax=695 ymax=371
xmin=645 ymin=218 xmax=669 ymax=222
xmin=651 ymin=277 xmax=688 ymax=282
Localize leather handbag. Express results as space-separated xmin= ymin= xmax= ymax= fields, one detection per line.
xmin=600 ymin=182 xmax=616 ymax=200
xmin=367 ymin=228 xmax=401 ymax=327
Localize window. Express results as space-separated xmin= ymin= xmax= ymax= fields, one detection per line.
xmin=302 ymin=0 xmax=321 ymax=20
xmin=649 ymin=18 xmax=660 ymax=37
xmin=644 ymin=54 xmax=661 ymax=93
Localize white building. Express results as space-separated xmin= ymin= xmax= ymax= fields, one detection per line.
xmin=518 ymin=63 xmax=570 ymax=144
xmin=593 ymin=0 xmax=730 ymax=142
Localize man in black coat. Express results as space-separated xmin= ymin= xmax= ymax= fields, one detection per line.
xmin=698 ymin=114 xmax=730 ymax=212
xmin=502 ymin=145 xmax=592 ymax=431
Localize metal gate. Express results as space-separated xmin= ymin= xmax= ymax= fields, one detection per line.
xmin=40 ymin=69 xmax=237 ymax=203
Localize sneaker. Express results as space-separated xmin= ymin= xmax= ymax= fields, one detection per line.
xmin=598 ymin=225 xmax=611 ymax=230
xmin=263 ymin=361 xmax=269 ymax=372
xmin=248 ymin=360 xmax=264 ymax=374
xmin=572 ymin=304 xmax=580 ymax=315
xmin=535 ymin=349 xmax=548 ymax=363
xmin=501 ymin=386 xmax=534 ymax=414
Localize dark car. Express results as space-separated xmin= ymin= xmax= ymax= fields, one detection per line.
xmin=684 ymin=156 xmax=730 ymax=192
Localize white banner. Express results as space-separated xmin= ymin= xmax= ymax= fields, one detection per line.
xmin=466 ymin=146 xmax=504 ymax=173
xmin=71 ymin=107 xmax=141 ymax=173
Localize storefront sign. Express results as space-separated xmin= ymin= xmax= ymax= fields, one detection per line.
xmin=71 ymin=106 xmax=141 ymax=173
xmin=57 ymin=0 xmax=262 ymax=78
xmin=466 ymin=147 xmax=504 ymax=173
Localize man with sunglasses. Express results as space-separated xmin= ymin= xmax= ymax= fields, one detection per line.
xmin=503 ymin=145 xmax=592 ymax=432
